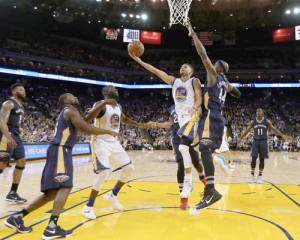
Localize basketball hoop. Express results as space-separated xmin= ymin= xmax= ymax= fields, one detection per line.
xmin=167 ymin=0 xmax=193 ymax=27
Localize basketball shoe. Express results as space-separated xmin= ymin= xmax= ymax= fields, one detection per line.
xmin=257 ymin=176 xmax=262 ymax=184
xmin=180 ymin=179 xmax=193 ymax=198
xmin=103 ymin=191 xmax=124 ymax=211
xmin=195 ymin=188 xmax=222 ymax=210
xmin=180 ymin=198 xmax=188 ymax=210
xmin=82 ymin=205 xmax=96 ymax=219
xmin=41 ymin=225 xmax=73 ymax=240
xmin=5 ymin=191 xmax=27 ymax=203
xmin=4 ymin=215 xmax=32 ymax=233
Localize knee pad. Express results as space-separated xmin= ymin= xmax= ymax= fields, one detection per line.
xmin=92 ymin=169 xmax=109 ymax=190
xmin=15 ymin=165 xmax=25 ymax=170
xmin=178 ymin=144 xmax=192 ymax=168
xmin=119 ymin=164 xmax=135 ymax=183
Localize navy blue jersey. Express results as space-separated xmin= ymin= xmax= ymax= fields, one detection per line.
xmin=168 ymin=105 xmax=180 ymax=134
xmin=253 ymin=117 xmax=268 ymax=140
xmin=4 ymin=98 xmax=24 ymax=136
xmin=202 ymin=73 xmax=229 ymax=112
xmin=52 ymin=107 xmax=78 ymax=148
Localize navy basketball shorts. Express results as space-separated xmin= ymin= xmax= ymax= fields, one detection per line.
xmin=41 ymin=144 xmax=73 ymax=192
xmin=251 ymin=139 xmax=269 ymax=159
xmin=177 ymin=114 xmax=199 ymax=142
xmin=0 ymin=133 xmax=25 ymax=161
xmin=198 ymin=110 xmax=225 ymax=151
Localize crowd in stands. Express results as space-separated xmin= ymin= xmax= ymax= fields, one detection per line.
xmin=1 ymin=80 xmax=299 ymax=152
xmin=1 ymin=27 xmax=300 ymax=84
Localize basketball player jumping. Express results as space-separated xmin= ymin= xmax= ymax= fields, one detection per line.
xmin=239 ymin=108 xmax=287 ymax=184
xmin=129 ymin=53 xmax=203 ymax=204
xmin=147 ymin=104 xmax=206 ymax=210
xmin=0 ymin=83 xmax=27 ymax=203
xmin=187 ymin=22 xmax=241 ymax=210
xmin=82 ymin=85 xmax=147 ymax=219
xmin=4 ymin=93 xmax=117 ymax=239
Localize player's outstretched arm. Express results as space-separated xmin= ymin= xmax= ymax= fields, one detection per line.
xmin=65 ymin=107 xmax=118 ymax=136
xmin=0 ymin=100 xmax=17 ymax=149
xmin=84 ymin=99 xmax=117 ymax=122
xmin=129 ymin=53 xmax=175 ymax=86
xmin=227 ymin=83 xmax=241 ymax=98
xmin=121 ymin=113 xmax=147 ymax=129
xmin=266 ymin=119 xmax=287 ymax=140
xmin=239 ymin=121 xmax=254 ymax=140
xmin=187 ymin=22 xmax=217 ymax=86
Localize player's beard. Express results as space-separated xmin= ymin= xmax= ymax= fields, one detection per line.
xmin=17 ymin=92 xmax=26 ymax=100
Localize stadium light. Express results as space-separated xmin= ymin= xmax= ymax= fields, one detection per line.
xmin=285 ymin=9 xmax=291 ymax=14
xmin=294 ymin=8 xmax=300 ymax=14
xmin=121 ymin=13 xmax=127 ymax=17
xmin=129 ymin=14 xmax=134 ymax=18
xmin=141 ymin=14 xmax=147 ymax=20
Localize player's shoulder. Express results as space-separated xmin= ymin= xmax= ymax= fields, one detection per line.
xmin=1 ymin=99 xmax=14 ymax=109
xmin=92 ymin=100 xmax=104 ymax=107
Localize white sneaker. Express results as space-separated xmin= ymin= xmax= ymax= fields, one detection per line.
xmin=82 ymin=205 xmax=96 ymax=219
xmin=180 ymin=179 xmax=194 ymax=198
xmin=248 ymin=175 xmax=255 ymax=183
xmin=103 ymin=191 xmax=124 ymax=211
xmin=257 ymin=176 xmax=262 ymax=184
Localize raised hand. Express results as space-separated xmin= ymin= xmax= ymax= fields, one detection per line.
xmin=187 ymin=21 xmax=196 ymax=37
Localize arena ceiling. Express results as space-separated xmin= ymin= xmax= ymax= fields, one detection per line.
xmin=1 ymin=0 xmax=300 ymax=30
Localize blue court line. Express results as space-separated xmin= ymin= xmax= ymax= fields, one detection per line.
xmin=264 ymin=180 xmax=300 ymax=208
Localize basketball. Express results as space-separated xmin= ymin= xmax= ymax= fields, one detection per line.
xmin=128 ymin=41 xmax=144 ymax=57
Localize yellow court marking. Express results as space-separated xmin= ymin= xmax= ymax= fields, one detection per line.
xmin=0 ymin=180 xmax=299 ymax=240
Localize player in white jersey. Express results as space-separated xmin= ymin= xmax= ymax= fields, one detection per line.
xmin=130 ymin=53 xmax=203 ymax=204
xmin=82 ymin=86 xmax=147 ymax=219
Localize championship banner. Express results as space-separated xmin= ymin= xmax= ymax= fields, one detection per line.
xmin=24 ymin=143 xmax=91 ymax=160
xmin=140 ymin=31 xmax=162 ymax=45
xmin=123 ymin=29 xmax=140 ymax=42
xmin=295 ymin=26 xmax=300 ymax=41
xmin=272 ymin=27 xmax=295 ymax=43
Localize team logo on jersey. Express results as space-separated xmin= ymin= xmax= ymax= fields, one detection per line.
xmin=16 ymin=109 xmax=24 ymax=115
xmin=110 ymin=114 xmax=120 ymax=129
xmin=175 ymin=87 xmax=187 ymax=102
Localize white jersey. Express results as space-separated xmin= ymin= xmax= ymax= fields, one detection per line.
xmin=94 ymin=102 xmax=121 ymax=141
xmin=172 ymin=77 xmax=196 ymax=126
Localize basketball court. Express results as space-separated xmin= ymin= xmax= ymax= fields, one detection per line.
xmin=0 ymin=150 xmax=299 ymax=240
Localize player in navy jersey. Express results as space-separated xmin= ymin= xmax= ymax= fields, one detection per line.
xmin=147 ymin=105 xmax=206 ymax=210
xmin=0 ymin=83 xmax=27 ymax=203
xmin=239 ymin=108 xmax=287 ymax=184
xmin=188 ymin=22 xmax=241 ymax=210
xmin=4 ymin=93 xmax=117 ymax=239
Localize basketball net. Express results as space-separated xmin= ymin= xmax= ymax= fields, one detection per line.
xmin=167 ymin=0 xmax=193 ymax=27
